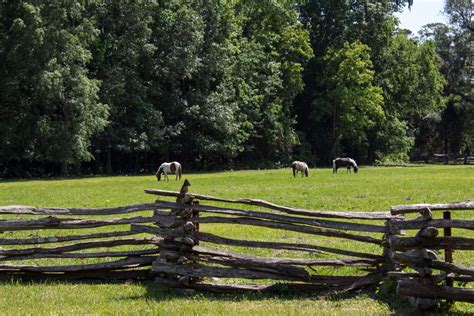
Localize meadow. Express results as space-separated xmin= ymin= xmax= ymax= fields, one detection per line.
xmin=0 ymin=165 xmax=473 ymax=315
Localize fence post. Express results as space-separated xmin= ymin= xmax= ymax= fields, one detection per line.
xmin=192 ymin=200 xmax=200 ymax=245
xmin=392 ymin=207 xmax=439 ymax=310
xmin=443 ymin=211 xmax=453 ymax=298
xmin=154 ymin=179 xmax=199 ymax=287
xmin=383 ymin=219 xmax=397 ymax=272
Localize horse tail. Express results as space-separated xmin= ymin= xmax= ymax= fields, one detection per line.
xmin=332 ymin=160 xmax=336 ymax=173
xmin=292 ymin=162 xmax=296 ymax=177
xmin=178 ymin=164 xmax=182 ymax=180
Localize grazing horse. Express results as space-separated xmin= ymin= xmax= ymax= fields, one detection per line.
xmin=291 ymin=161 xmax=309 ymax=177
xmin=156 ymin=161 xmax=182 ymax=181
xmin=332 ymin=158 xmax=358 ymax=174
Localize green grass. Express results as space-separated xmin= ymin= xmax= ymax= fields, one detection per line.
xmin=0 ymin=165 xmax=473 ymax=315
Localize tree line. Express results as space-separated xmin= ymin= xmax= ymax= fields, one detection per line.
xmin=0 ymin=0 xmax=471 ymax=177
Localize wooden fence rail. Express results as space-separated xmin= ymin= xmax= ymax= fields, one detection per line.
xmin=390 ymin=201 xmax=474 ymax=215
xmin=145 ymin=189 xmax=401 ymax=220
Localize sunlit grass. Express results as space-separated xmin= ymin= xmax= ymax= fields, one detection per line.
xmin=0 ymin=165 xmax=473 ymax=314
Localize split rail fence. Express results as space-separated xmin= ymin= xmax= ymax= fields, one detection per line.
xmin=141 ymin=180 xmax=396 ymax=293
xmin=0 ymin=180 xmax=472 ymax=308
xmin=0 ymin=203 xmax=161 ymax=281
xmin=386 ymin=201 xmax=474 ymax=308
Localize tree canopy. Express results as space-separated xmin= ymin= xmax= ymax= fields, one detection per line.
xmin=0 ymin=0 xmax=468 ymax=177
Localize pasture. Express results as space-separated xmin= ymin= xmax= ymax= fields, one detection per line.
xmin=0 ymin=165 xmax=473 ymax=314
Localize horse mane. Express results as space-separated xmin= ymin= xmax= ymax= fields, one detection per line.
xmin=304 ymin=165 xmax=309 ymax=177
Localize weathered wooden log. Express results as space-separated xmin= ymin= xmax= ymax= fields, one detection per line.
xmin=388 ymin=236 xmax=474 ymax=250
xmin=0 ymin=230 xmax=139 ymax=245
xmin=397 ymin=279 xmax=474 ymax=303
xmin=159 ymin=249 xmax=181 ymax=261
xmin=0 ymin=216 xmax=156 ymax=231
xmin=390 ymin=201 xmax=474 ymax=215
xmin=0 ymin=238 xmax=158 ymax=256
xmin=145 ymin=189 xmax=400 ymax=220
xmin=151 ymin=211 xmax=184 ymax=228
xmin=0 ymin=249 xmax=159 ymax=261
xmin=401 ymin=248 xmax=438 ymax=260
xmin=443 ymin=211 xmax=454 ymax=289
xmin=394 ymin=249 xmax=437 ymax=277
xmin=155 ymin=277 xmax=268 ymax=293
xmin=389 ymin=219 xmax=474 ymax=231
xmin=414 ymin=207 xmax=433 ymax=221
xmin=197 ymin=231 xmax=383 ymax=260
xmin=188 ymin=250 xmax=311 ymax=279
xmin=387 ymin=272 xmax=474 ymax=283
xmin=152 ymin=260 xmax=305 ymax=281
xmin=391 ymin=252 xmax=474 ymax=276
xmin=131 ymin=223 xmax=187 ymax=238
xmin=0 ymin=256 xmax=157 ymax=272
xmin=0 ymin=269 xmax=151 ymax=282
xmin=0 ymin=203 xmax=158 ymax=216
xmin=154 ymin=277 xmax=343 ymax=293
xmin=189 ymin=216 xmax=383 ymax=245
xmin=153 ymin=200 xmax=386 ymax=233
xmin=191 ymin=246 xmax=381 ymax=267
xmin=189 ymin=255 xmax=312 ymax=278
xmin=341 ymin=273 xmax=382 ymax=292
xmin=152 ymin=260 xmax=365 ymax=285
xmin=416 ymin=227 xmax=439 ymax=239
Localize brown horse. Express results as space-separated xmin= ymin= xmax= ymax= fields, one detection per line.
xmin=291 ymin=161 xmax=309 ymax=177
xmin=156 ymin=161 xmax=182 ymax=181
xmin=332 ymin=158 xmax=358 ymax=173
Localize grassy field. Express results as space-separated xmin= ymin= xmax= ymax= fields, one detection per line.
xmin=0 ymin=165 xmax=473 ymax=315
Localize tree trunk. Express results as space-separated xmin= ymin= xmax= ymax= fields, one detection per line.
xmin=106 ymin=146 xmax=112 ymax=175
xmin=331 ymin=104 xmax=337 ymax=160
xmin=444 ymin=126 xmax=449 ymax=164
xmin=60 ymin=162 xmax=68 ymax=176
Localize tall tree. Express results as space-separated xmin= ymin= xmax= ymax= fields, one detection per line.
xmin=417 ymin=0 xmax=473 ymax=159
xmin=314 ymin=41 xmax=384 ymax=160
xmin=0 ymin=0 xmax=108 ymax=175
xmin=87 ymin=0 xmax=163 ymax=174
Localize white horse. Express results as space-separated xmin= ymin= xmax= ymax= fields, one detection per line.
xmin=156 ymin=161 xmax=182 ymax=181
xmin=291 ymin=161 xmax=309 ymax=177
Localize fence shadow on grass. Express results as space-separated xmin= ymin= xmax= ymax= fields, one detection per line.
xmin=0 ymin=277 xmax=471 ymax=314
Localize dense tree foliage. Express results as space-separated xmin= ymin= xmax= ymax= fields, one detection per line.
xmin=414 ymin=0 xmax=472 ymax=161
xmin=0 ymin=0 xmax=467 ymax=177
xmin=296 ymin=0 xmax=446 ymax=164
xmin=0 ymin=1 xmax=108 ymax=175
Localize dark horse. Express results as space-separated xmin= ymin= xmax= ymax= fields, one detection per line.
xmin=332 ymin=158 xmax=358 ymax=173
